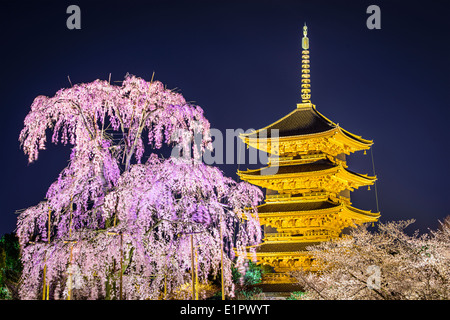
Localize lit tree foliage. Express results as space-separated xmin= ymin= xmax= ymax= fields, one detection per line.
xmin=17 ymin=75 xmax=262 ymax=299
xmin=291 ymin=220 xmax=450 ymax=300
xmin=0 ymin=233 xmax=22 ymax=299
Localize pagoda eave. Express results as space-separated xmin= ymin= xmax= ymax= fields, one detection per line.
xmin=237 ymin=165 xmax=376 ymax=193
xmin=241 ymin=132 xmax=371 ymax=157
xmin=257 ymin=203 xmax=379 ymax=221
xmin=241 ymin=126 xmax=372 ymax=147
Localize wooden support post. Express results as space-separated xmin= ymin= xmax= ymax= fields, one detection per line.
xmin=42 ymin=208 xmax=51 ymax=300
xmin=194 ymin=246 xmax=199 ymax=300
xmin=163 ymin=274 xmax=167 ymax=299
xmin=219 ymin=216 xmax=225 ymax=300
xmin=119 ymin=233 xmax=123 ymax=300
xmin=48 ymin=209 xmax=51 ymax=243
xmin=63 ymin=239 xmax=77 ymax=300
xmin=67 ymin=199 xmax=74 ymax=300
xmin=190 ymin=234 xmax=196 ymax=300
xmin=107 ymin=231 xmax=124 ymax=300
xmin=68 ymin=243 xmax=73 ymax=300
xmin=42 ymin=264 xmax=47 ymax=300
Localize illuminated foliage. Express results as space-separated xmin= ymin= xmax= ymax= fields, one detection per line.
xmin=17 ymin=75 xmax=262 ymax=299
xmin=292 ymin=220 xmax=450 ymax=300
xmin=0 ymin=233 xmax=22 ymax=299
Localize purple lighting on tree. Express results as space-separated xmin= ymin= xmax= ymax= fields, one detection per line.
xmin=17 ymin=75 xmax=262 ymax=300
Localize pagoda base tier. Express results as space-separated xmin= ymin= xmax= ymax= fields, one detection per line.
xmin=254 ymin=283 xmax=305 ymax=294
xmin=250 ymin=272 xmax=305 ymax=295
xmin=261 ymin=272 xmax=297 ymax=284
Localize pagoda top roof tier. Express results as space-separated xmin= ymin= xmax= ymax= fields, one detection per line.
xmin=240 ymin=103 xmax=373 ymax=156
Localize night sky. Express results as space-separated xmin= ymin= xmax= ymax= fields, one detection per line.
xmin=1 ymin=0 xmax=449 ymax=237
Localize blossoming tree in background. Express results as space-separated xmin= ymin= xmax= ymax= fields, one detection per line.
xmin=17 ymin=75 xmax=262 ymax=299
xmin=291 ymin=219 xmax=450 ymax=300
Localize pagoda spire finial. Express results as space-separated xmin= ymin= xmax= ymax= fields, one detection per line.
xmin=301 ymin=23 xmax=311 ymax=103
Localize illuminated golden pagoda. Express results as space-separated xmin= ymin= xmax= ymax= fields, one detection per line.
xmin=238 ymin=24 xmax=380 ymax=289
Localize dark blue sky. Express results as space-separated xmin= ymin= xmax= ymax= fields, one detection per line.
xmin=1 ymin=0 xmax=449 ymax=236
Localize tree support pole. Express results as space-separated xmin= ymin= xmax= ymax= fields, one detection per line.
xmin=42 ymin=264 xmax=47 ymax=300
xmin=42 ymin=208 xmax=51 ymax=300
xmin=120 ymin=233 xmax=123 ymax=300
xmin=67 ymin=244 xmax=73 ymax=300
xmin=106 ymin=231 xmax=124 ymax=300
xmin=195 ymin=247 xmax=199 ymax=300
xmin=219 ymin=216 xmax=225 ymax=300
xmin=63 ymin=239 xmax=77 ymax=300
xmin=190 ymin=234 xmax=196 ymax=300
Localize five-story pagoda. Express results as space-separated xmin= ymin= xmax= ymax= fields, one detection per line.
xmin=237 ymin=24 xmax=380 ymax=289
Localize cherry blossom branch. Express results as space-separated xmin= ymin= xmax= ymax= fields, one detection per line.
xmin=69 ymin=100 xmax=95 ymax=140
xmin=124 ymin=111 xmax=152 ymax=171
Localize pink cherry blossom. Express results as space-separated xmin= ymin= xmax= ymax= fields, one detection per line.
xmin=17 ymin=75 xmax=262 ymax=299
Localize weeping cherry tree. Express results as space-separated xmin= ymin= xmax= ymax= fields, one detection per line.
xmin=17 ymin=75 xmax=262 ymax=300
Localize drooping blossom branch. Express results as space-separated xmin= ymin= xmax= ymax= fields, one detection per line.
xmin=17 ymin=75 xmax=262 ymax=299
